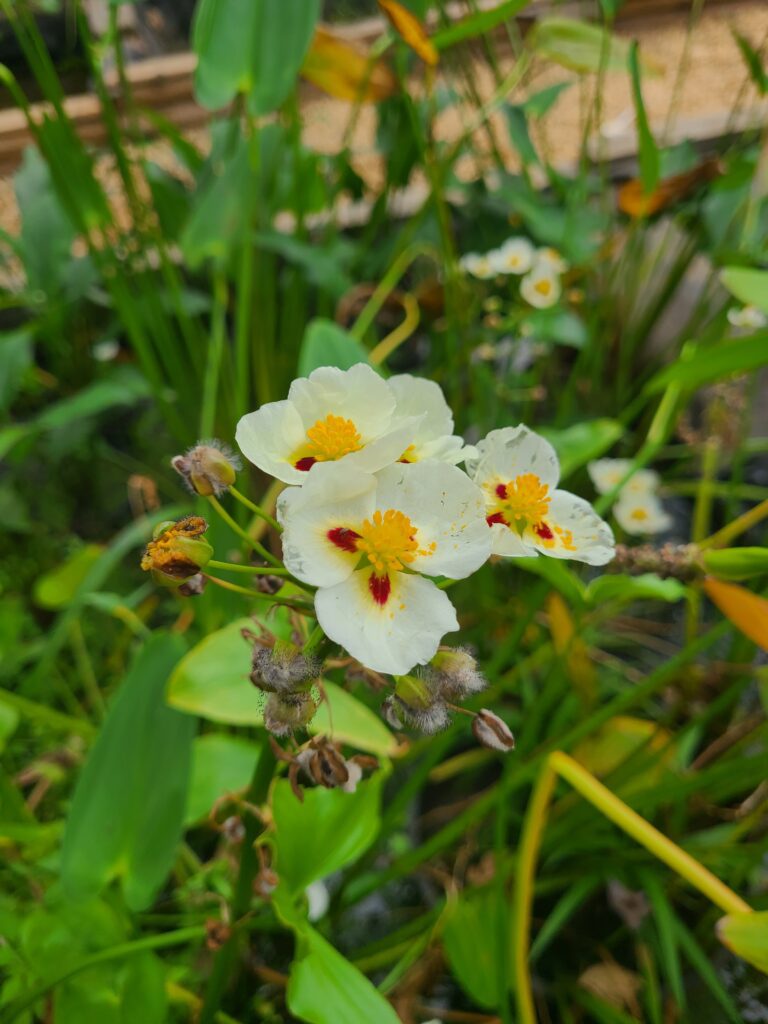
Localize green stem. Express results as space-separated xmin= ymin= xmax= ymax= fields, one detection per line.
xmin=200 ymin=272 xmax=228 ymax=440
xmin=686 ymin=438 xmax=720 ymax=642
xmin=69 ymin=620 xmax=106 ymax=719
xmin=199 ymin=743 xmax=277 ymax=1024
xmin=203 ymin=575 xmax=313 ymax=613
xmin=700 ymin=497 xmax=768 ymax=551
xmin=207 ymin=560 xmax=290 ymax=577
xmin=229 ymin=486 xmax=282 ymax=533
xmin=207 ymin=496 xmax=282 ymax=568
xmin=302 ymin=622 xmax=326 ymax=654
xmin=351 ymin=243 xmax=436 ymax=340
xmin=0 ymin=927 xmax=206 ymax=1024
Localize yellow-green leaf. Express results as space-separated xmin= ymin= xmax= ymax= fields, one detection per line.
xmin=378 ymin=0 xmax=438 ymax=66
xmin=301 ymin=26 xmax=397 ymax=102
xmin=717 ymin=911 xmax=768 ymax=974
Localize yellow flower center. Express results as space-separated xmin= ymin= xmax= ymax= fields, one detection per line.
xmin=306 ymin=414 xmax=362 ymax=461
xmin=492 ymin=473 xmax=550 ymax=526
xmin=534 ymin=278 xmax=552 ymax=296
xmin=630 ymin=507 xmax=649 ymax=521
xmin=355 ymin=509 xmax=434 ymax=575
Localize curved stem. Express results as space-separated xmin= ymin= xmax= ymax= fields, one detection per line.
xmin=207 ymin=560 xmax=290 ymax=577
xmin=207 ymin=495 xmax=282 ymax=568
xmin=203 ymin=574 xmax=314 ymax=613
xmin=229 ymin=486 xmax=282 ymax=533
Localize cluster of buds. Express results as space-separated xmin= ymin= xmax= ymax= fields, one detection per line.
xmin=140 ymin=516 xmax=213 ymax=585
xmin=244 ymin=629 xmax=321 ymax=738
xmin=271 ymin=736 xmax=377 ymax=802
xmin=380 ymin=647 xmax=514 ymax=752
xmin=171 ymin=440 xmax=240 ymax=497
xmin=611 ymin=543 xmax=703 ymax=583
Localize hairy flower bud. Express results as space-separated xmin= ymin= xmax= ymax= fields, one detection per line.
xmin=141 ymin=516 xmax=213 ymax=583
xmin=427 ymin=647 xmax=487 ymax=698
xmin=472 ymin=708 xmax=515 ymax=752
xmin=250 ymin=640 xmax=320 ymax=694
xmin=384 ymin=677 xmax=450 ymax=735
xmin=263 ymin=692 xmax=317 ymax=737
xmin=171 ymin=440 xmax=240 ymax=497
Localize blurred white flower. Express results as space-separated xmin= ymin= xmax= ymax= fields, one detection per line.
xmin=459 ymin=252 xmax=496 ymax=279
xmin=535 ymin=246 xmax=569 ymax=273
xmin=469 ymin=426 xmax=614 ymax=565
xmin=727 ymin=304 xmax=767 ymax=330
xmin=614 ymin=490 xmax=672 ymax=535
xmin=278 ymin=461 xmax=491 ymax=674
xmin=305 ymin=881 xmax=330 ymax=922
xmin=587 ymin=458 xmax=660 ymax=496
xmin=488 ymin=237 xmax=535 ymax=275
xmin=520 ymin=265 xmax=561 ymax=308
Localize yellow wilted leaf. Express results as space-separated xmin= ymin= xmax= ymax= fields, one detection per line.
xmin=572 ymin=716 xmax=673 ymax=793
xmin=703 ymin=577 xmax=768 ymax=651
xmin=618 ymin=158 xmax=723 ymax=218
xmin=546 ymin=591 xmax=595 ymax=701
xmin=378 ymin=0 xmax=439 ymax=66
xmin=301 ymin=26 xmax=398 ymax=103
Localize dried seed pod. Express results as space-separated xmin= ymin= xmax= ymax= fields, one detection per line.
xmin=171 ymin=440 xmax=240 ymax=497
xmin=250 ymin=641 xmax=321 ymax=694
xmin=472 ymin=708 xmax=515 ymax=752
xmin=263 ymin=692 xmax=317 ymax=737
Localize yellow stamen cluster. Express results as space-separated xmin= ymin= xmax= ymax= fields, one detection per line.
xmin=534 ymin=278 xmax=552 ymax=297
xmin=630 ymin=507 xmax=649 ymax=521
xmin=305 ymin=414 xmax=362 ymax=462
xmin=497 ymin=473 xmax=550 ymax=526
xmin=355 ymin=509 xmax=435 ymax=574
xmin=141 ymin=516 xmax=210 ymax=577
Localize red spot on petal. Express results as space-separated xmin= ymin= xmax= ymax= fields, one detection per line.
xmin=495 ymin=483 xmax=508 ymax=499
xmin=534 ymin=522 xmax=554 ymax=540
xmin=486 ymin=512 xmax=507 ymax=527
xmin=327 ymin=527 xmax=361 ymax=552
xmin=369 ymin=573 xmax=391 ymax=605
xmin=295 ymin=457 xmax=317 ymax=472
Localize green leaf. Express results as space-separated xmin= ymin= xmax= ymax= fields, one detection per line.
xmin=717 ymin=911 xmax=768 ymax=974
xmin=14 ymin=147 xmax=76 ymax=295
xmin=443 ymin=887 xmax=502 ymax=1008
xmin=185 ymin=733 xmax=260 ymax=825
xmin=733 ymin=31 xmax=768 ymax=95
xmin=522 ymin=81 xmax=572 ymax=117
xmin=585 ymin=574 xmax=687 ymax=607
xmin=0 ymin=329 xmax=33 ymax=414
xmin=540 ymin=419 xmax=624 ymax=478
xmin=646 ymin=335 xmax=768 ymax=393
xmin=720 ymin=266 xmax=768 ymax=314
xmin=193 ymin=0 xmax=320 ymax=113
xmin=432 ymin=0 xmax=530 ymax=50
xmin=61 ymin=634 xmax=195 ymax=910
xmin=523 ymin=309 xmax=587 ymax=348
xmin=0 ymin=702 xmax=19 ymax=755
xmin=514 ymin=558 xmax=586 ymax=608
xmin=298 ymin=319 xmax=371 ymax=377
xmin=272 ymin=772 xmax=383 ymax=892
xmin=33 ymin=545 xmax=105 ymax=610
xmin=528 ymin=18 xmax=648 ymax=75
xmin=702 ymin=547 xmax=768 ymax=581
xmin=287 ymin=919 xmax=401 ymax=1024
xmin=36 ymin=368 xmax=151 ymax=431
xmin=180 ymin=140 xmax=253 ymax=269
xmin=505 ymin=104 xmax=539 ymax=166
xmin=628 ymin=41 xmax=659 ymax=195
xmin=311 ymin=682 xmax=397 ymax=756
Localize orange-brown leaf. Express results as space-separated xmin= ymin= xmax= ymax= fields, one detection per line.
xmin=703 ymin=577 xmax=768 ymax=651
xmin=618 ymin=158 xmax=723 ymax=218
xmin=378 ymin=0 xmax=439 ymax=66
xmin=547 ymin=592 xmax=596 ymax=701
xmin=301 ymin=26 xmax=398 ymax=103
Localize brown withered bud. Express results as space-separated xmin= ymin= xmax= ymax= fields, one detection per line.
xmin=253 ymin=573 xmax=285 ymax=595
xmin=178 ymin=573 xmax=207 ymax=597
xmin=253 ymin=866 xmax=279 ymax=900
xmin=171 ymin=440 xmax=240 ymax=497
xmin=263 ymin=692 xmax=317 ymax=737
xmin=250 ymin=640 xmax=320 ymax=694
xmin=220 ymin=815 xmax=246 ymax=845
xmin=472 ymin=709 xmax=515 ymax=752
xmin=205 ymin=919 xmax=232 ymax=951
xmin=607 ymin=880 xmax=651 ymax=931
xmin=611 ymin=542 xmax=702 ymax=582
xmin=140 ymin=516 xmax=213 ymax=583
xmin=276 ymin=735 xmax=378 ymax=800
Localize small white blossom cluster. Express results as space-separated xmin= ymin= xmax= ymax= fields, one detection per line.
xmin=459 ymin=237 xmax=567 ymax=309
xmin=236 ymin=365 xmax=614 ymax=676
xmin=588 ymin=459 xmax=672 ymax=536
xmin=727 ymin=305 xmax=767 ymax=331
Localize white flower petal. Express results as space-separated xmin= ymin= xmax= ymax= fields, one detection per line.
xmin=488 ymin=237 xmax=535 ymax=275
xmin=315 ymin=569 xmax=459 ymax=674
xmin=373 ymin=462 xmax=492 ymax=579
xmin=342 ymin=416 xmax=423 ymax=474
xmin=278 ymin=463 xmax=376 ymax=586
xmin=520 ymin=266 xmax=561 ymax=308
xmin=530 ymin=490 xmax=615 ymax=565
xmin=490 ymin=522 xmax=537 ymax=557
xmin=588 ymin=459 xmax=660 ymax=496
xmin=288 ymin=364 xmax=395 ymax=443
xmin=389 ymin=374 xmax=471 ymax=464
xmin=614 ymin=491 xmax=672 ymax=535
xmin=470 ymin=426 xmax=560 ymax=489
xmin=535 ymin=247 xmax=569 ymax=273
xmin=236 ymin=400 xmax=309 ymax=485
xmin=459 ymin=252 xmax=496 ymax=279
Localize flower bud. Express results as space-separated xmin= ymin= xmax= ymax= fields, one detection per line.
xmin=141 ymin=515 xmax=213 ymax=583
xmin=250 ymin=640 xmax=320 ymax=694
xmin=472 ymin=709 xmax=515 ymax=752
xmin=263 ymin=692 xmax=317 ymax=737
xmin=385 ymin=677 xmax=450 ymax=735
xmin=171 ymin=440 xmax=240 ymax=497
xmin=702 ymin=547 xmax=768 ymax=582
xmin=428 ymin=647 xmax=487 ymax=699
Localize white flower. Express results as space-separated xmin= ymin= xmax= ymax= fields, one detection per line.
xmin=389 ymin=374 xmax=474 ymax=465
xmin=535 ymin=247 xmax=569 ymax=273
xmin=614 ymin=490 xmax=672 ymax=535
xmin=278 ymin=461 xmax=492 ymax=674
xmin=469 ymin=426 xmax=614 ymax=565
xmin=727 ymin=305 xmax=767 ymax=330
xmin=520 ymin=265 xmax=561 ymax=308
xmin=488 ymin=237 xmax=535 ymax=276
xmin=459 ymin=252 xmax=496 ymax=279
xmin=587 ymin=458 xmax=660 ymax=496
xmin=235 ymin=364 xmax=418 ymax=485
